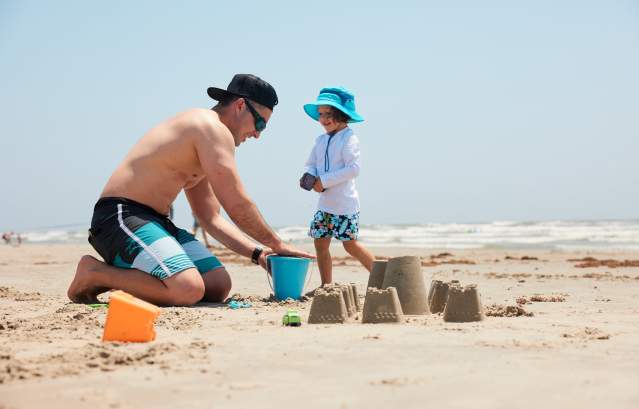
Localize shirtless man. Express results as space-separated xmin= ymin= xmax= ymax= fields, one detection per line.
xmin=67 ymin=74 xmax=313 ymax=306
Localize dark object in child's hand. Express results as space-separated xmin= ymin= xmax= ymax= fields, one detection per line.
xmin=300 ymin=172 xmax=317 ymax=191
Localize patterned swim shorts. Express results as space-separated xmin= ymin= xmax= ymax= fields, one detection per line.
xmin=309 ymin=210 xmax=359 ymax=241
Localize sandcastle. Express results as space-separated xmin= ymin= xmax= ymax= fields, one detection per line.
xmin=362 ymin=287 xmax=404 ymax=323
xmin=367 ymin=260 xmax=387 ymax=289
xmin=428 ymin=279 xmax=459 ymax=314
xmin=350 ymin=283 xmax=361 ymax=311
xmin=342 ymin=285 xmax=357 ymax=317
xmin=381 ymin=256 xmax=429 ymax=315
xmin=308 ymin=284 xmax=358 ymax=324
xmin=443 ymin=284 xmax=484 ymax=323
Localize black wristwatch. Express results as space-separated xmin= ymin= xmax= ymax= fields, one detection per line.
xmin=251 ymin=247 xmax=263 ymax=265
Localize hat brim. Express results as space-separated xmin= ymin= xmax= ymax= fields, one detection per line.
xmin=303 ymin=101 xmax=364 ymax=123
xmin=207 ymin=87 xmax=239 ymax=101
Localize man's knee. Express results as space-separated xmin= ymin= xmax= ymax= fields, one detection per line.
xmin=202 ymin=267 xmax=232 ymax=302
xmin=164 ymin=268 xmax=205 ymax=306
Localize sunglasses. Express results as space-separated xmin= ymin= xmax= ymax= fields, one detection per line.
xmin=244 ymin=98 xmax=266 ymax=132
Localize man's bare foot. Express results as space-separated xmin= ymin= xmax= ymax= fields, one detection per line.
xmin=67 ymin=255 xmax=108 ymax=304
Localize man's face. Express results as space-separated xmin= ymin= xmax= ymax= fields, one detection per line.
xmin=233 ymin=99 xmax=272 ymax=147
xmin=317 ymin=106 xmax=343 ymax=133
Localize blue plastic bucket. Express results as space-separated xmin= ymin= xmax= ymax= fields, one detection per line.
xmin=266 ymin=256 xmax=312 ymax=300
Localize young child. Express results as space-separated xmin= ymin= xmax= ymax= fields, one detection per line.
xmin=301 ymin=87 xmax=375 ymax=285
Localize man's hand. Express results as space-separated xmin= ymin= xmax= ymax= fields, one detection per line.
xmin=258 ymin=247 xmax=274 ymax=273
xmin=272 ymin=242 xmax=316 ymax=260
xmin=312 ymin=178 xmax=324 ymax=192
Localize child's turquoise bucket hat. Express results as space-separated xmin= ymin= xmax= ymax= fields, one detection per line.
xmin=303 ymin=87 xmax=364 ymax=123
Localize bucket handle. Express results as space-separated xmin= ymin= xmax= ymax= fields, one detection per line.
xmin=265 ymin=254 xmax=315 ymax=298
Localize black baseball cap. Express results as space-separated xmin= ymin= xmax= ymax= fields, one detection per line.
xmin=207 ymin=74 xmax=278 ymax=110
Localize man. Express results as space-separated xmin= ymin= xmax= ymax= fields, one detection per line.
xmin=67 ymin=74 xmax=313 ymax=306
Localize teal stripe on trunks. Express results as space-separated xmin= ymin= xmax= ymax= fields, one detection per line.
xmin=181 ymin=240 xmax=223 ymax=272
xmin=133 ymin=221 xmax=170 ymax=246
xmin=194 ymin=256 xmax=223 ymax=273
xmin=150 ymin=253 xmax=195 ymax=280
xmin=131 ymin=235 xmax=187 ymax=273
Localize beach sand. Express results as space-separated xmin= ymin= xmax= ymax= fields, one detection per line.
xmin=1 ymin=244 xmax=638 ymax=408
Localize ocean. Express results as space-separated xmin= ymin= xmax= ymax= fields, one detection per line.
xmin=15 ymin=220 xmax=639 ymax=251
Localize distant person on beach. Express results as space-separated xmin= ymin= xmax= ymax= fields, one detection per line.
xmin=192 ymin=214 xmax=211 ymax=248
xmin=67 ymin=74 xmax=313 ymax=306
xmin=1 ymin=231 xmax=22 ymax=246
xmin=300 ymin=87 xmax=375 ymax=285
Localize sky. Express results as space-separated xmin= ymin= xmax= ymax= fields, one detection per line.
xmin=1 ymin=0 xmax=638 ymax=232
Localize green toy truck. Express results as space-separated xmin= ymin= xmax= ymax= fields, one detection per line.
xmin=282 ymin=309 xmax=302 ymax=327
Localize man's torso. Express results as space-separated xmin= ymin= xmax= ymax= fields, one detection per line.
xmin=100 ymin=109 xmax=219 ymax=215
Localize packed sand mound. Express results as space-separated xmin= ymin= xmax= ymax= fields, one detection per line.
xmin=0 ymin=341 xmax=212 ymax=384
xmin=561 ymin=327 xmax=610 ymax=341
xmin=516 ymin=294 xmax=567 ymax=304
xmin=485 ymin=304 xmax=534 ymax=317
xmin=227 ymin=293 xmax=311 ymax=309
xmin=0 ymin=286 xmax=52 ymax=302
xmin=0 ymin=303 xmax=105 ymax=341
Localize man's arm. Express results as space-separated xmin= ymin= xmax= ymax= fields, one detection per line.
xmin=185 ymin=179 xmax=275 ymax=269
xmin=193 ymin=117 xmax=312 ymax=260
xmin=194 ymin=120 xmax=283 ymax=249
xmin=185 ymin=178 xmax=258 ymax=258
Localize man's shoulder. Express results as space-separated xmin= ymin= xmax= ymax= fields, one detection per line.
xmin=174 ymin=109 xmax=228 ymax=138
xmin=175 ymin=108 xmax=220 ymax=127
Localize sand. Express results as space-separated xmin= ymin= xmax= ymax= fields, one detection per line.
xmin=1 ymin=243 xmax=639 ymax=408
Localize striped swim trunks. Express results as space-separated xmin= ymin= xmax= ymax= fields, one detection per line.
xmin=88 ymin=197 xmax=223 ymax=280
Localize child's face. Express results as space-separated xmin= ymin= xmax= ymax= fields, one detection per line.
xmin=317 ymin=106 xmax=346 ymax=133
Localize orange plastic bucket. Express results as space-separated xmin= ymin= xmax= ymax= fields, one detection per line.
xmin=102 ymin=290 xmax=161 ymax=342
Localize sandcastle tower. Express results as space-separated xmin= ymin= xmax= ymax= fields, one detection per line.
xmin=362 ymin=287 xmax=404 ymax=323
xmin=428 ymin=279 xmax=459 ymax=314
xmin=341 ymin=285 xmax=357 ymax=317
xmin=367 ymin=260 xmax=387 ymax=289
xmin=427 ymin=279 xmax=437 ymax=307
xmin=382 ymin=256 xmax=429 ymax=315
xmin=443 ymin=284 xmax=484 ymax=323
xmin=308 ymin=286 xmax=350 ymax=324
xmin=350 ymin=283 xmax=361 ymax=311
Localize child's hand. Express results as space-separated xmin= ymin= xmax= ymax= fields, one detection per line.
xmin=313 ymin=178 xmax=324 ymax=192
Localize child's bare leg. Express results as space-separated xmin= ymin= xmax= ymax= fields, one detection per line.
xmin=67 ymin=255 xmax=205 ymax=306
xmin=314 ymin=237 xmax=332 ymax=285
xmin=342 ymin=239 xmax=374 ymax=272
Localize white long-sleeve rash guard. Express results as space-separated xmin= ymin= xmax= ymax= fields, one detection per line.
xmin=303 ymin=127 xmax=361 ymax=215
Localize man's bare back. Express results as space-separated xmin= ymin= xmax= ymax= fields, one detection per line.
xmin=101 ymin=109 xmax=219 ymax=216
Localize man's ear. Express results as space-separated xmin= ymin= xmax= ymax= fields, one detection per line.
xmin=235 ymin=98 xmax=245 ymax=114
